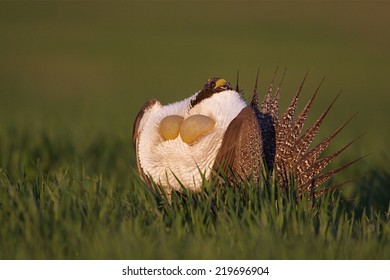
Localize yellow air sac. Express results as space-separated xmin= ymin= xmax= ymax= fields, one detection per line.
xmin=159 ymin=115 xmax=184 ymax=140
xmin=180 ymin=114 xmax=215 ymax=144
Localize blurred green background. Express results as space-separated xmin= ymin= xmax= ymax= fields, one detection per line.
xmin=1 ymin=1 xmax=389 ymax=190
xmin=1 ymin=0 xmax=390 ymax=260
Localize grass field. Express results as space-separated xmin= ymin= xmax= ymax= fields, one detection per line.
xmin=0 ymin=1 xmax=390 ymax=259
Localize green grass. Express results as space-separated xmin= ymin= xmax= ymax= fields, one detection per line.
xmin=0 ymin=126 xmax=389 ymax=259
xmin=1 ymin=1 xmax=390 ymax=259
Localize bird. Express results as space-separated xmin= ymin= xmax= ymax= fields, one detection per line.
xmin=132 ymin=71 xmax=361 ymax=197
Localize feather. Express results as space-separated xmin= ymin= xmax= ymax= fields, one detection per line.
xmin=213 ymin=106 xmax=263 ymax=183
xmin=133 ymin=73 xmax=361 ymax=197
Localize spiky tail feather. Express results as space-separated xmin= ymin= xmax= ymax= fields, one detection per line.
xmin=252 ymin=72 xmax=361 ymax=196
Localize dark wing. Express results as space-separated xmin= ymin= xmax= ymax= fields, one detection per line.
xmin=132 ymin=98 xmax=161 ymax=185
xmin=213 ymin=106 xmax=263 ymax=183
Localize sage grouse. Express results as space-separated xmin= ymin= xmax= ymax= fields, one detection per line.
xmin=133 ymin=72 xmax=360 ymax=196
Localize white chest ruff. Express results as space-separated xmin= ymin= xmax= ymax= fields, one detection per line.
xmin=137 ymin=90 xmax=247 ymax=192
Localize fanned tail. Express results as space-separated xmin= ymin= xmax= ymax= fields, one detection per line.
xmin=270 ymin=68 xmax=286 ymax=122
xmin=253 ymin=71 xmax=361 ymax=195
xmin=294 ymin=114 xmax=358 ymax=188
xmin=304 ymin=155 xmax=366 ymax=196
xmin=261 ymin=66 xmax=279 ymax=114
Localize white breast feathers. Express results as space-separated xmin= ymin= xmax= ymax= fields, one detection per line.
xmin=137 ymin=90 xmax=247 ymax=193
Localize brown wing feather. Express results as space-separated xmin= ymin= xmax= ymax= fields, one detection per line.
xmin=132 ymin=98 xmax=161 ymax=185
xmin=213 ymin=106 xmax=263 ymax=183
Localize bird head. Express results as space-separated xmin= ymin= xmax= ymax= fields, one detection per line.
xmin=190 ymin=78 xmax=233 ymax=108
xmin=203 ymin=78 xmax=233 ymax=92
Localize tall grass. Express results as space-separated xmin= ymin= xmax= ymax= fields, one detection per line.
xmin=0 ymin=1 xmax=389 ymax=260
xmin=0 ymin=128 xmax=389 ymax=259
